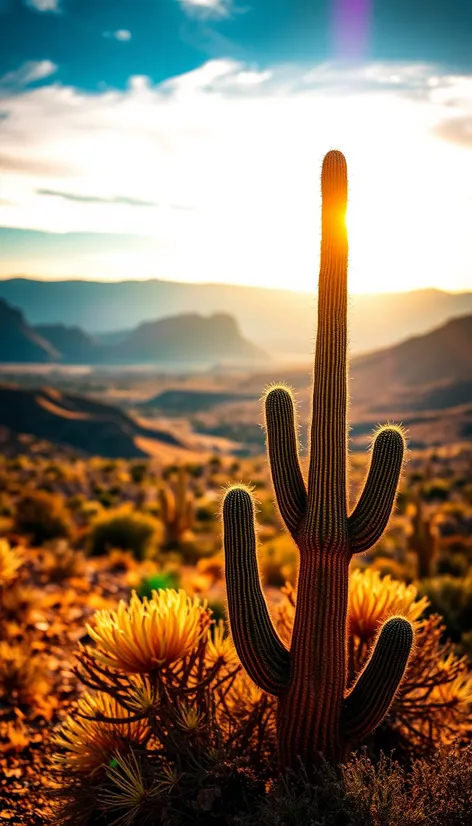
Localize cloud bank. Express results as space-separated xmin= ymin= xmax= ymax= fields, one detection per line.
xmin=24 ymin=0 xmax=61 ymax=13
xmin=1 ymin=59 xmax=472 ymax=291
xmin=0 ymin=60 xmax=57 ymax=87
xmin=177 ymin=0 xmax=235 ymax=19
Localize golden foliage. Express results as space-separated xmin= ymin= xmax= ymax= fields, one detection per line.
xmin=390 ymin=615 xmax=472 ymax=753
xmin=348 ymin=568 xmax=429 ymax=641
xmin=0 ymin=641 xmax=51 ymax=712
xmin=54 ymin=692 xmax=150 ymax=775
xmin=205 ymin=620 xmax=239 ymax=671
xmin=0 ymin=540 xmax=24 ymax=589
xmin=85 ymin=589 xmax=211 ymax=674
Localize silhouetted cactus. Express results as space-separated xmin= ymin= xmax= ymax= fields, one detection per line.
xmin=160 ymin=466 xmax=195 ymax=549
xmin=223 ymin=150 xmax=414 ymax=773
xmin=410 ymin=495 xmax=439 ymax=579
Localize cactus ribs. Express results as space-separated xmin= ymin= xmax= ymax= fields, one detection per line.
xmin=223 ymin=150 xmax=414 ymax=774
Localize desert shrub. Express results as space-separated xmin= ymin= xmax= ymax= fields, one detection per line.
xmin=195 ymin=500 xmax=216 ymax=523
xmin=259 ymin=535 xmax=298 ymax=587
xmin=0 ymin=640 xmax=51 ymax=712
xmin=420 ymin=575 xmax=472 ymax=643
xmin=422 ymin=480 xmax=450 ymax=502
xmin=243 ymin=744 xmax=472 ymax=826
xmin=14 ymin=489 xmax=73 ymax=545
xmin=129 ymin=462 xmax=148 ymax=484
xmin=52 ymin=585 xmax=472 ymax=826
xmin=437 ymin=552 xmax=470 ymax=577
xmin=87 ymin=507 xmax=161 ymax=560
xmin=39 ymin=540 xmax=86 ymax=582
xmin=53 ymin=591 xmax=275 ymax=825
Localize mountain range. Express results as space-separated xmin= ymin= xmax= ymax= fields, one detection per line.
xmin=0 ymin=298 xmax=267 ymax=366
xmin=147 ymin=314 xmax=472 ymax=452
xmin=1 ymin=277 xmax=472 ymax=356
xmin=2 ymin=312 xmax=472 ymax=455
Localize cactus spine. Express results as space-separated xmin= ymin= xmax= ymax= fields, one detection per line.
xmin=223 ymin=150 xmax=414 ymax=773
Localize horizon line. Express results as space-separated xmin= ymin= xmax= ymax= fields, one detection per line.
xmin=0 ymin=274 xmax=468 ymax=297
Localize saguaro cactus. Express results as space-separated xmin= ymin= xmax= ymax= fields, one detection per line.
xmin=223 ymin=150 xmax=414 ymax=773
xmin=409 ymin=494 xmax=439 ymax=579
xmin=159 ymin=467 xmax=195 ymax=550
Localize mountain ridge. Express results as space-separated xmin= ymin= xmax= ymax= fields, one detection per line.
xmin=1 ymin=277 xmax=472 ymax=355
xmin=0 ymin=297 xmax=267 ymax=366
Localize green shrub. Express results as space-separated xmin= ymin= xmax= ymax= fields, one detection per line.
xmin=136 ymin=569 xmax=181 ymax=599
xmin=87 ymin=507 xmax=161 ymax=560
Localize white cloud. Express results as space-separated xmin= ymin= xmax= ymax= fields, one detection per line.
xmin=25 ymin=0 xmax=61 ymax=12
xmin=103 ymin=30 xmax=132 ymax=42
xmin=0 ymin=60 xmax=57 ymax=88
xmin=1 ymin=59 xmax=472 ymax=292
xmin=177 ymin=0 xmax=235 ymax=19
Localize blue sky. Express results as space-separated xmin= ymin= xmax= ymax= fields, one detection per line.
xmin=2 ymin=0 xmax=472 ymax=87
xmin=1 ymin=0 xmax=472 ymax=292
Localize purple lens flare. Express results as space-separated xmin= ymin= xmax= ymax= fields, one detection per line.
xmin=332 ymin=0 xmax=372 ymax=60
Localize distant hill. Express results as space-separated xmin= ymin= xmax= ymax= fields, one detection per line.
xmin=0 ymin=299 xmax=59 ymax=363
xmin=34 ymin=324 xmax=103 ymax=364
xmin=175 ymin=315 xmax=472 ymax=452
xmin=109 ymin=313 xmax=267 ymax=365
xmin=0 ymin=385 xmax=187 ymax=458
xmin=2 ymin=277 xmax=472 ymax=356
xmin=347 ymin=314 xmax=472 ymax=447
xmin=141 ymin=388 xmax=259 ymax=415
xmin=352 ymin=314 xmax=472 ymax=402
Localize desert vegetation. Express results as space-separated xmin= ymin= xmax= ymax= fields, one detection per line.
xmin=1 ymin=152 xmax=472 ymax=825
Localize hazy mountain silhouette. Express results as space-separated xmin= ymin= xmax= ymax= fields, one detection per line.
xmin=0 ymin=298 xmax=59 ymax=363
xmin=348 ymin=314 xmax=472 ymax=447
xmin=173 ymin=315 xmax=472 ymax=451
xmin=351 ymin=314 xmax=472 ymax=403
xmin=108 ymin=313 xmax=267 ymax=365
xmin=2 ymin=277 xmax=472 ymax=355
xmin=34 ymin=324 xmax=103 ymax=364
xmin=0 ymin=297 xmax=266 ymax=366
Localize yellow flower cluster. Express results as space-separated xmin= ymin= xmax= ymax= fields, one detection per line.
xmin=86 ymin=589 xmax=211 ymax=673
xmin=205 ymin=620 xmax=239 ymax=670
xmin=348 ymin=568 xmax=429 ymax=641
xmin=54 ymin=692 xmax=150 ymax=774
xmin=277 ymin=569 xmax=429 ymax=646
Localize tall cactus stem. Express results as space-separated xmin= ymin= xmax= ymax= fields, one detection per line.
xmin=223 ymin=149 xmax=413 ymax=774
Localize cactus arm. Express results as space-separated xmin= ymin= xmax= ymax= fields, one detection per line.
xmin=264 ymin=385 xmax=307 ymax=537
xmin=223 ymin=485 xmax=290 ymax=695
xmin=306 ymin=151 xmax=349 ymax=545
xmin=342 ymin=616 xmax=413 ymax=742
xmin=348 ymin=426 xmax=406 ymax=554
